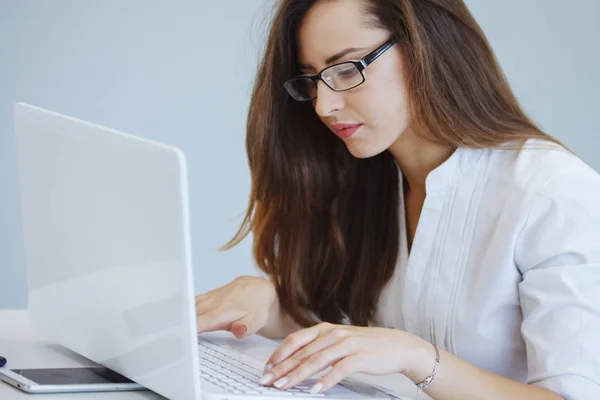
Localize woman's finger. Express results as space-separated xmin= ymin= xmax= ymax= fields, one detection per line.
xmin=312 ymin=355 xmax=361 ymax=394
xmin=265 ymin=326 xmax=322 ymax=368
xmin=263 ymin=326 xmax=350 ymax=380
xmin=265 ymin=338 xmax=357 ymax=390
xmin=231 ymin=312 xmax=262 ymax=338
xmin=194 ymin=293 xmax=207 ymax=303
xmin=196 ymin=308 xmax=248 ymax=333
xmin=195 ymin=298 xmax=214 ymax=315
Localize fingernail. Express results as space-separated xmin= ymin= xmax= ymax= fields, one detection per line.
xmin=310 ymin=383 xmax=323 ymax=394
xmin=264 ymin=363 xmax=273 ymax=372
xmin=259 ymin=374 xmax=273 ymax=385
xmin=236 ymin=324 xmax=248 ymax=337
xmin=273 ymin=377 xmax=289 ymax=388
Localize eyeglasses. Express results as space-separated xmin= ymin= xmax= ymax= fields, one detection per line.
xmin=284 ymin=38 xmax=397 ymax=102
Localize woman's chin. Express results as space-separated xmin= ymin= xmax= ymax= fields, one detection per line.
xmin=344 ymin=140 xmax=387 ymax=159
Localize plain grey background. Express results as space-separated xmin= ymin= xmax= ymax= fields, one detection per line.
xmin=1 ymin=1 xmax=598 ymax=309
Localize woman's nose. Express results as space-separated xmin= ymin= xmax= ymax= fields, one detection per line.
xmin=313 ymin=80 xmax=344 ymax=117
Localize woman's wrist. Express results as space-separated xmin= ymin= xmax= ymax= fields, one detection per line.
xmin=404 ymin=336 xmax=440 ymax=386
xmin=258 ymin=278 xmax=303 ymax=339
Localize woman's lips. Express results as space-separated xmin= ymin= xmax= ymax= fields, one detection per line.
xmin=331 ymin=123 xmax=363 ymax=139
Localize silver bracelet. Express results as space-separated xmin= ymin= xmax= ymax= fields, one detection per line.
xmin=415 ymin=343 xmax=440 ymax=393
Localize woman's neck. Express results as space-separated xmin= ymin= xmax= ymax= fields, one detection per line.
xmin=388 ymin=128 xmax=455 ymax=194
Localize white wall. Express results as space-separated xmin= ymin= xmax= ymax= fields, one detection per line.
xmin=1 ymin=1 xmax=598 ymax=308
xmin=0 ymin=0 xmax=271 ymax=308
xmin=465 ymin=0 xmax=600 ymax=161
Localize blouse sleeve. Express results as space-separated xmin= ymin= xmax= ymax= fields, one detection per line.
xmin=515 ymin=162 xmax=600 ymax=400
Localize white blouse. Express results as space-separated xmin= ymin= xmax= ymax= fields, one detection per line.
xmin=375 ymin=140 xmax=600 ymax=400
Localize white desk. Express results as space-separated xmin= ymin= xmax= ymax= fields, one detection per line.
xmin=0 ymin=310 xmax=423 ymax=400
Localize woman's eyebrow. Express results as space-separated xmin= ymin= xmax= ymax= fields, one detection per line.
xmin=299 ymin=47 xmax=367 ymax=69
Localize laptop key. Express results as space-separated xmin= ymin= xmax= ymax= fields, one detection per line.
xmin=198 ymin=340 xmax=335 ymax=397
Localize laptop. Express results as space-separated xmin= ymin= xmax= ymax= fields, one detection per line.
xmin=13 ymin=103 xmax=406 ymax=400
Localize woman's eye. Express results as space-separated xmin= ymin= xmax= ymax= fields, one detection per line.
xmin=338 ymin=68 xmax=358 ymax=77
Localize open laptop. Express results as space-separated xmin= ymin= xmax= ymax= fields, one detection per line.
xmin=13 ymin=103 xmax=406 ymax=400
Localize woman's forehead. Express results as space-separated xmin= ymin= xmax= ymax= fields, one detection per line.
xmin=297 ymin=1 xmax=385 ymax=69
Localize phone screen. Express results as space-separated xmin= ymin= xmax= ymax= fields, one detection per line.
xmin=10 ymin=367 xmax=135 ymax=385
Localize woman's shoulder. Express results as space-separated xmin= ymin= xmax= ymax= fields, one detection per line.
xmin=483 ymin=138 xmax=600 ymax=197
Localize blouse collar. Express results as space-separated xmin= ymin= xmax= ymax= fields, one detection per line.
xmin=395 ymin=147 xmax=484 ymax=194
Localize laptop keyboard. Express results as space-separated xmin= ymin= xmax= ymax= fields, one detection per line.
xmin=198 ymin=339 xmax=325 ymax=397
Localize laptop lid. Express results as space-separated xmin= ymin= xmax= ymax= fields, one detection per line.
xmin=13 ymin=102 xmax=202 ymax=400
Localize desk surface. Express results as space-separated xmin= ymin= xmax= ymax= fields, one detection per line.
xmin=0 ymin=310 xmax=421 ymax=400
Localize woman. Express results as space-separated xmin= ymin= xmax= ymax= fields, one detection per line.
xmin=195 ymin=1 xmax=600 ymax=399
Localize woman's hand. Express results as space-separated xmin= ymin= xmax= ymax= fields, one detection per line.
xmin=195 ymin=276 xmax=277 ymax=339
xmin=259 ymin=322 xmax=431 ymax=394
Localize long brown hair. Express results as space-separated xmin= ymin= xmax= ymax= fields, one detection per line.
xmin=222 ymin=0 xmax=560 ymax=327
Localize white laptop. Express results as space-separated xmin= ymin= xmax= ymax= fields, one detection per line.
xmin=13 ymin=103 xmax=406 ymax=400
